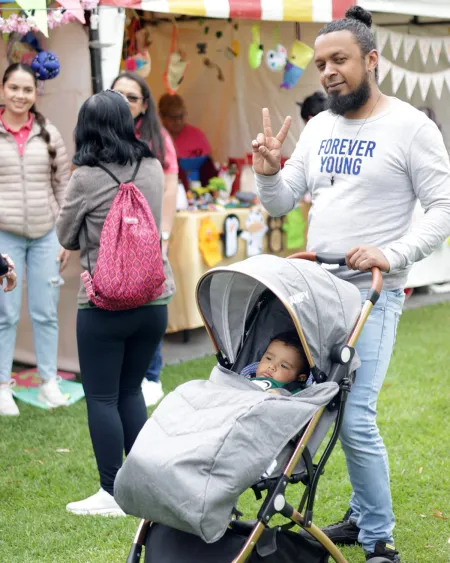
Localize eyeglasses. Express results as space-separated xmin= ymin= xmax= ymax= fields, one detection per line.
xmin=112 ymin=90 xmax=143 ymax=104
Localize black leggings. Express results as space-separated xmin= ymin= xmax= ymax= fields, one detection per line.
xmin=77 ymin=304 xmax=168 ymax=495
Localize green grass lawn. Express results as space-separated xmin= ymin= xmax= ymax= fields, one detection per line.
xmin=1 ymin=303 xmax=449 ymax=563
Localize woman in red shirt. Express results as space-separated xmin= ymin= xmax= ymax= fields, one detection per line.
xmin=111 ymin=72 xmax=177 ymax=407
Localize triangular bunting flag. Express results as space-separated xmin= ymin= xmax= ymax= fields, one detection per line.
xmin=418 ymin=73 xmax=431 ymax=101
xmin=418 ymin=38 xmax=431 ymax=65
xmin=431 ymin=73 xmax=445 ymax=99
xmin=403 ymin=35 xmax=416 ymax=62
xmin=15 ymin=0 xmax=48 ymax=36
xmin=390 ymin=64 xmax=405 ymax=94
xmin=430 ymin=38 xmax=443 ymax=65
xmin=404 ymin=72 xmax=418 ymax=100
xmin=444 ymin=38 xmax=450 ymax=64
xmin=389 ymin=30 xmax=403 ymax=60
xmin=376 ymin=28 xmax=389 ymax=53
xmin=444 ymin=70 xmax=450 ymax=95
xmin=377 ymin=56 xmax=391 ymax=85
xmin=56 ymin=0 xmax=85 ymax=23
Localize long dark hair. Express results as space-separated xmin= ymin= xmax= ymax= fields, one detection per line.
xmin=318 ymin=6 xmax=378 ymax=80
xmin=2 ymin=63 xmax=57 ymax=175
xmin=73 ymin=90 xmax=153 ymax=167
xmin=111 ymin=72 xmax=166 ymax=168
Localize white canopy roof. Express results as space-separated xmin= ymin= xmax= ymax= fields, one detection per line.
xmin=359 ymin=0 xmax=450 ymax=19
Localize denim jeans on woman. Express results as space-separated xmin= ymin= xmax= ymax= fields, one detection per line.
xmin=340 ymin=288 xmax=405 ymax=553
xmin=0 ymin=228 xmax=61 ymax=384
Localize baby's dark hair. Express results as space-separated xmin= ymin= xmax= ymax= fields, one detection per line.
xmin=2 ymin=63 xmax=57 ymax=176
xmin=318 ymin=6 xmax=378 ymax=80
xmin=270 ymin=331 xmax=308 ymax=372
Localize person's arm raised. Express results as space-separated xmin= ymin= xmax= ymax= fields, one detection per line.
xmin=253 ymin=108 xmax=309 ymax=217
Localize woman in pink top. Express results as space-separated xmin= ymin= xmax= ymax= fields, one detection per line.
xmin=0 ymin=64 xmax=71 ymax=416
xmin=111 ymin=72 xmax=177 ymax=407
xmin=159 ymin=93 xmax=211 ymax=158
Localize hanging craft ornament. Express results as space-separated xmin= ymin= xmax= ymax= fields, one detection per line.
xmin=248 ymin=24 xmax=263 ymax=69
xmin=225 ymin=39 xmax=240 ymax=60
xmin=280 ymin=25 xmax=313 ymax=90
xmin=164 ymin=24 xmax=189 ymax=95
xmin=7 ymin=32 xmax=38 ymax=65
xmin=204 ymin=57 xmax=224 ymax=82
xmin=267 ymin=217 xmax=284 ymax=253
xmin=31 ymin=51 xmax=60 ymax=80
xmin=124 ymin=19 xmax=152 ymax=78
xmin=265 ymin=26 xmax=287 ymax=72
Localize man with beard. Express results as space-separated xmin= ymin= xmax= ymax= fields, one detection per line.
xmin=252 ymin=6 xmax=450 ymax=563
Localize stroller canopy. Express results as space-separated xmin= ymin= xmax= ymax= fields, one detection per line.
xmin=196 ymin=254 xmax=362 ymax=375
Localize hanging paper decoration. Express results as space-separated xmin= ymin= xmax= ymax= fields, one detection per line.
xmin=31 ymin=51 xmax=60 ymax=80
xmin=248 ymin=24 xmax=263 ymax=69
xmin=164 ymin=25 xmax=189 ymax=94
xmin=14 ymin=0 xmax=48 ymax=37
xmin=0 ymin=0 xmax=98 ymax=37
xmin=240 ymin=207 xmax=268 ymax=258
xmin=56 ymin=0 xmax=85 ymax=24
xmin=222 ymin=214 xmax=241 ymax=258
xmin=198 ymin=216 xmax=222 ymax=267
xmin=282 ymin=208 xmax=305 ymax=250
xmin=378 ymin=55 xmax=450 ymax=101
xmin=280 ymin=40 xmax=314 ymax=90
xmin=374 ymin=25 xmax=450 ymax=65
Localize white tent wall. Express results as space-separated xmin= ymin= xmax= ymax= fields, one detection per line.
xmin=145 ymin=19 xmax=324 ymax=163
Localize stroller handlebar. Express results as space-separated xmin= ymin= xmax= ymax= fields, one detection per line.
xmin=287 ymin=251 xmax=383 ymax=299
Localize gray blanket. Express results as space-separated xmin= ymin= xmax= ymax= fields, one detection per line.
xmin=114 ymin=366 xmax=339 ymax=543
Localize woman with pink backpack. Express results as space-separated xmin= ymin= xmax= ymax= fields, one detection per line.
xmin=57 ymin=90 xmax=174 ymax=516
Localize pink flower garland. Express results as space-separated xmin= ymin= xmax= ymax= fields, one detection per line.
xmin=0 ymin=0 xmax=99 ymax=33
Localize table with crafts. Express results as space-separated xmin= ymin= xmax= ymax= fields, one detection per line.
xmin=166 ymin=204 xmax=309 ymax=334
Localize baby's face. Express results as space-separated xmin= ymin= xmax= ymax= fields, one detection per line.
xmin=256 ymin=341 xmax=305 ymax=384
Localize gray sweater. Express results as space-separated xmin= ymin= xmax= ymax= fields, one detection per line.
xmin=56 ymin=158 xmax=175 ymax=306
xmin=255 ymin=97 xmax=450 ymax=290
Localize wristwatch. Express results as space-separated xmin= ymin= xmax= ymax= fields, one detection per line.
xmin=161 ymin=231 xmax=170 ymax=241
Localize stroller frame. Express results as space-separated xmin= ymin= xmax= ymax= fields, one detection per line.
xmin=126 ymin=252 xmax=383 ymax=563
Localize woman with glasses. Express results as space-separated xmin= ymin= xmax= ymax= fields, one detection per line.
xmin=111 ymin=72 xmax=177 ymax=407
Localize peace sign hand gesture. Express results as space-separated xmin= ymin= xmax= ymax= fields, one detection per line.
xmin=252 ymin=108 xmax=292 ymax=176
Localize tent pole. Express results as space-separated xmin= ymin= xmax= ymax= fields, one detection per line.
xmin=88 ymin=9 xmax=103 ymax=94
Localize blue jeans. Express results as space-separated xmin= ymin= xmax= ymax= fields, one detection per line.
xmin=145 ymin=340 xmax=163 ymax=382
xmin=340 ymin=289 xmax=405 ymax=552
xmin=0 ymin=228 xmax=61 ymax=384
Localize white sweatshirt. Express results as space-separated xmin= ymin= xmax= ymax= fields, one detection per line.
xmin=255 ymin=97 xmax=450 ymax=290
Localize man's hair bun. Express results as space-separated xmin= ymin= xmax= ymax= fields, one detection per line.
xmin=345 ymin=6 xmax=373 ymax=28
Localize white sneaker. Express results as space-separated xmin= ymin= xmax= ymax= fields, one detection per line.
xmin=0 ymin=380 xmax=19 ymax=416
xmin=142 ymin=379 xmax=164 ymax=407
xmin=66 ymin=488 xmax=126 ymax=516
xmin=37 ymin=377 xmax=69 ymax=408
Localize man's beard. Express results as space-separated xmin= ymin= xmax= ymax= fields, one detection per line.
xmin=327 ymin=74 xmax=370 ymax=116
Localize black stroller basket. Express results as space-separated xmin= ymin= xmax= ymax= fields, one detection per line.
xmin=126 ymin=252 xmax=383 ymax=563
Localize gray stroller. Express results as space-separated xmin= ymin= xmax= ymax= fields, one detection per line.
xmin=115 ymin=252 xmax=390 ymax=563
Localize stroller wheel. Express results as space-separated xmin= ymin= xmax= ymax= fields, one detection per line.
xmin=366 ymin=558 xmax=393 ymax=563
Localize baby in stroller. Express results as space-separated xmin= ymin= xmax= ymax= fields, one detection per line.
xmin=241 ymin=331 xmax=311 ymax=395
